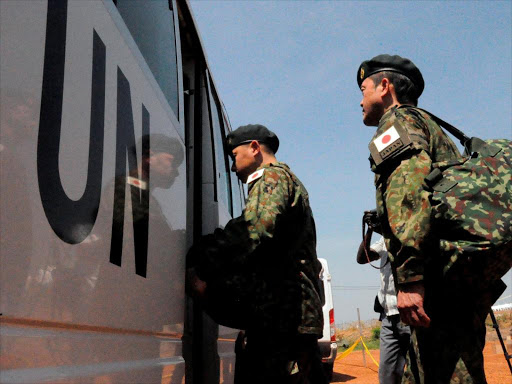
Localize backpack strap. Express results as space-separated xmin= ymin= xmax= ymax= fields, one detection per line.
xmin=417 ymin=107 xmax=505 ymax=192
xmin=414 ymin=107 xmax=470 ymax=146
xmin=413 ymin=107 xmax=501 ymax=157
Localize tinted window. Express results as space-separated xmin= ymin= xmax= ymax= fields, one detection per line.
xmin=116 ymin=0 xmax=179 ymax=118
xmin=228 ymin=155 xmax=244 ymax=217
xmin=207 ymin=76 xmax=231 ymax=213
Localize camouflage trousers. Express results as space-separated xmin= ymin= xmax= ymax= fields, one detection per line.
xmin=402 ymin=319 xmax=487 ymax=384
xmin=402 ymin=243 xmax=511 ymax=383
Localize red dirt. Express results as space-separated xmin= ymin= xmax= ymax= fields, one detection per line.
xmin=332 ymin=340 xmax=511 ymax=383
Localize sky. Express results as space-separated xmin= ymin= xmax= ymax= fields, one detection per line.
xmin=189 ymin=0 xmax=512 ymax=324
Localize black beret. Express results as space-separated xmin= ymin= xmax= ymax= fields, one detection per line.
xmin=227 ymin=124 xmax=279 ymax=154
xmin=357 ymin=54 xmax=424 ymax=98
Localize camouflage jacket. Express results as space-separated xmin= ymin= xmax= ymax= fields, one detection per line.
xmin=369 ymin=106 xmax=460 ymax=285
xmin=191 ymin=162 xmax=323 ymax=336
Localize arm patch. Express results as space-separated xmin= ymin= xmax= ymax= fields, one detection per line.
xmin=369 ymin=122 xmax=413 ymax=167
xmin=246 ymin=169 xmax=265 ymax=184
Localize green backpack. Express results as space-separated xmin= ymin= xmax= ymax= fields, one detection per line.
xmin=421 ymin=109 xmax=512 ymax=279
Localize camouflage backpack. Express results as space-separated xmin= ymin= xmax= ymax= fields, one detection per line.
xmin=421 ymin=109 xmax=512 ymax=279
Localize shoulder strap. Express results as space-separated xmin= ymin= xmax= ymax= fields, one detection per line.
xmin=413 ymin=107 xmax=470 ymax=146
xmin=413 ymin=107 xmax=502 ymax=158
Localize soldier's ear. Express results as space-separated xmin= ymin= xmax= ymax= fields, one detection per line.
xmin=249 ymin=140 xmax=261 ymax=155
xmin=379 ymin=78 xmax=390 ymax=95
xmin=145 ymin=150 xmax=155 ymax=164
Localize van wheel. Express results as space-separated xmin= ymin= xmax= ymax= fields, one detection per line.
xmin=323 ymin=362 xmax=333 ymax=382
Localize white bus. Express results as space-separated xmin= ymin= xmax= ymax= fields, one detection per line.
xmin=0 ymin=1 xmax=244 ymax=383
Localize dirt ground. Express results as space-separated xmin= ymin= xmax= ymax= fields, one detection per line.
xmin=331 ymin=339 xmax=512 ymax=383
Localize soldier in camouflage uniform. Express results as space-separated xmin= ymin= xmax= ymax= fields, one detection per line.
xmin=357 ymin=54 xmax=507 ymax=383
xmin=187 ymin=125 xmax=327 ymax=384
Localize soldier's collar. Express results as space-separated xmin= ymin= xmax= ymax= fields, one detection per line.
xmin=261 ymin=161 xmax=288 ymax=170
xmin=246 ymin=161 xmax=290 ymax=185
xmin=378 ymin=106 xmax=398 ymax=125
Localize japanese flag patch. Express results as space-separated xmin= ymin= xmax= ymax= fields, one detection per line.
xmin=369 ymin=123 xmax=412 ymax=167
xmin=127 ymin=176 xmax=148 ymax=190
xmin=247 ymin=169 xmax=264 ymax=184
xmin=374 ymin=126 xmax=400 ymax=152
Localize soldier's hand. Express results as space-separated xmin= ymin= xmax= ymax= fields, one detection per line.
xmin=397 ymin=283 xmax=431 ymax=328
xmin=363 ymin=210 xmax=382 ymax=235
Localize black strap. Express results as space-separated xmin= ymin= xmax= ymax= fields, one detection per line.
xmin=408 ymin=340 xmax=422 ymax=383
xmin=413 ymin=107 xmax=470 ymax=146
xmin=361 ymin=217 xmax=388 ymax=270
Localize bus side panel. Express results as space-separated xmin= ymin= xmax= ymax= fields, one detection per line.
xmin=1 ymin=0 xmax=186 ymax=382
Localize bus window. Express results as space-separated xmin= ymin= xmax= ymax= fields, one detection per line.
xmin=229 ymin=156 xmax=244 ymax=217
xmin=116 ymin=0 xmax=179 ymax=119
xmin=224 ymin=113 xmax=244 ymax=217
xmin=206 ymin=74 xmax=232 ymax=214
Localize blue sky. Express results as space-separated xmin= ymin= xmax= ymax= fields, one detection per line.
xmin=189 ymin=0 xmax=512 ymax=323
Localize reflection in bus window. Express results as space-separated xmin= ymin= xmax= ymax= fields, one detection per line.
xmin=207 ymin=77 xmax=232 ymax=213
xmin=116 ymin=0 xmax=179 ymax=118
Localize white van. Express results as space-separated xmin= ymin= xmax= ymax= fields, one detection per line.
xmin=0 ymin=1 xmax=244 ymax=383
xmin=318 ymin=258 xmax=337 ymax=381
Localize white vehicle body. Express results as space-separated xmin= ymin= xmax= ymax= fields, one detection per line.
xmin=0 ymin=1 xmax=243 ymax=383
xmin=318 ymin=258 xmax=337 ymax=380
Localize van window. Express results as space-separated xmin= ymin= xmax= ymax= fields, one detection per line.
xmin=228 ymin=154 xmax=244 ymax=217
xmin=116 ymin=0 xmax=179 ymax=119
xmin=207 ymin=76 xmax=231 ymax=213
